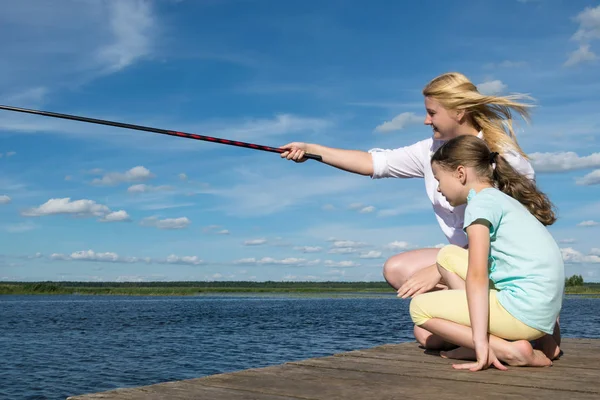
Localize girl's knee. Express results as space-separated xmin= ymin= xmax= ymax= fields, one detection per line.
xmin=436 ymin=244 xmax=466 ymax=274
xmin=409 ymin=294 xmax=430 ymax=326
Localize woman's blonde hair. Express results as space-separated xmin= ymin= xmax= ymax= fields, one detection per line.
xmin=423 ymin=72 xmax=534 ymax=158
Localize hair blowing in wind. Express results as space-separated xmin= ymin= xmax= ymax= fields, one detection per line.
xmin=423 ymin=72 xmax=534 ymax=158
xmin=431 ymin=135 xmax=557 ymax=226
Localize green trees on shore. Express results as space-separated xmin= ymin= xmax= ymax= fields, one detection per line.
xmin=565 ymin=274 xmax=584 ymax=287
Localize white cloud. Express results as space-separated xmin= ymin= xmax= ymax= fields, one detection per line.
xmin=331 ymin=240 xmax=367 ymax=248
xmin=565 ymin=6 xmax=600 ymax=66
xmin=218 ymin=229 xmax=230 ymax=235
xmin=179 ymin=173 xmax=188 ymax=181
xmin=529 ymin=152 xmax=600 ymax=172
xmin=322 ymin=204 xmax=336 ymax=211
xmin=374 ymin=112 xmax=422 ymax=133
xmin=559 ymin=238 xmax=576 ymax=244
xmin=433 ymin=243 xmax=447 ymax=248
xmin=216 ymin=114 xmax=332 ymax=141
xmin=51 ymin=253 xmax=70 ymax=261
xmin=163 ymin=255 xmax=203 ymax=265
xmin=590 ymin=248 xmax=600 ymax=256
xmin=294 ymin=246 xmax=323 ymax=253
xmin=244 ymin=239 xmax=267 ymax=246
xmin=115 ymin=276 xmax=147 ymax=282
xmin=100 ymin=210 xmax=131 ymax=222
xmin=21 ymin=198 xmax=129 ymax=223
xmin=233 ymin=257 xmax=315 ymax=266
xmin=328 ymin=247 xmax=358 ymax=254
xmin=561 ymin=248 xmax=600 ymax=264
xmin=576 ymin=169 xmax=600 ymax=185
xmin=96 ymin=0 xmax=155 ymax=73
xmin=577 ymin=220 xmax=599 ymax=227
xmin=572 ymin=6 xmax=600 ymax=42
xmin=71 ymin=250 xmax=120 ymax=263
xmin=92 ymin=166 xmax=154 ymax=186
xmin=0 ymin=1 xmax=157 ymax=99
xmin=477 ymin=80 xmax=507 ymax=95
xmin=324 ymin=260 xmax=361 ymax=267
xmin=564 ymin=44 xmax=598 ymax=67
xmin=0 ymin=195 xmax=11 ymax=204
xmin=4 ymin=221 xmax=37 ymax=233
xmin=484 ymin=60 xmax=528 ymax=69
xmin=47 ymin=249 xmax=205 ymax=265
xmin=359 ymin=206 xmax=376 ymax=213
xmin=140 ymin=216 xmax=190 ymax=229
xmin=203 ymin=172 xmax=367 ymax=217
xmin=127 ymin=184 xmax=173 ymax=193
xmin=348 ymin=203 xmax=363 ymax=210
xmin=359 ymin=251 xmax=383 ymax=259
xmin=384 ymin=241 xmax=413 ymax=251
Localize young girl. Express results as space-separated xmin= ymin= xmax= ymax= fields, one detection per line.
xmin=409 ymin=134 xmax=564 ymax=371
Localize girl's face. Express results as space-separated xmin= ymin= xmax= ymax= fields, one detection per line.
xmin=432 ymin=162 xmax=467 ymax=207
xmin=424 ymin=97 xmax=463 ymax=140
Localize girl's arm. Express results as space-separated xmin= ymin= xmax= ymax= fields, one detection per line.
xmin=465 ymin=222 xmax=492 ymax=361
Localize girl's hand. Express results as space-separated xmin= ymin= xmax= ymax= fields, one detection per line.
xmin=452 ymin=343 xmax=507 ymax=372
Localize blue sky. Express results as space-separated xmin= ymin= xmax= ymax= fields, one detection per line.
xmin=1 ymin=0 xmax=599 ymax=283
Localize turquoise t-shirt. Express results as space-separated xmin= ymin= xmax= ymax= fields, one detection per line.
xmin=463 ymin=188 xmax=565 ymax=335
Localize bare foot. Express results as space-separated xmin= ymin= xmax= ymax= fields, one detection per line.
xmin=504 ymin=340 xmax=553 ymax=367
xmin=532 ymin=334 xmax=561 ymax=360
xmin=441 ymin=346 xmax=476 ymax=361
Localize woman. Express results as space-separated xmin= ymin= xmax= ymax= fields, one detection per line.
xmin=280 ymin=72 xmax=559 ymax=357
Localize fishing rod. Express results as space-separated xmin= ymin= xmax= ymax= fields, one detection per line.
xmin=0 ymin=104 xmax=322 ymax=161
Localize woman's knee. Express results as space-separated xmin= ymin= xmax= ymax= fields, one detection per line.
xmin=382 ymin=248 xmax=440 ymax=288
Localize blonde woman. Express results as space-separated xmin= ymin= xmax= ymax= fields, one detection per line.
xmin=280 ymin=72 xmax=559 ymax=359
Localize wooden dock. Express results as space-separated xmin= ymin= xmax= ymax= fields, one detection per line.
xmin=68 ymin=338 xmax=600 ymax=399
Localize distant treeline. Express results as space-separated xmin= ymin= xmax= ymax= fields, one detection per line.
xmin=1 ymin=279 xmax=598 ymax=296
xmin=0 ymin=281 xmax=395 ymax=296
xmin=1 ymin=280 xmax=393 ymax=289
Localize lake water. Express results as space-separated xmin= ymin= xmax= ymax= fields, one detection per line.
xmin=1 ymin=294 xmax=599 ymax=400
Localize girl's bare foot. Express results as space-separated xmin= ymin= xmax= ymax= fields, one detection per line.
xmin=504 ymin=340 xmax=553 ymax=367
xmin=440 ymin=346 xmax=476 ymax=361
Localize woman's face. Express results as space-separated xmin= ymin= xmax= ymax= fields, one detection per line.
xmin=424 ymin=96 xmax=463 ymax=140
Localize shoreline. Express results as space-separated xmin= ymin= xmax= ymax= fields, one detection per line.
xmin=1 ymin=282 xmax=599 ymax=297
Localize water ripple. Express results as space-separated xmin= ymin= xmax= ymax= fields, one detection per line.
xmin=0 ymin=294 xmax=597 ymax=399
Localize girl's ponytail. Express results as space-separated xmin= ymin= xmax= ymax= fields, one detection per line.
xmin=492 ymin=155 xmax=557 ymax=226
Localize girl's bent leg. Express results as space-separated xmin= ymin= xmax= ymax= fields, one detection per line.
xmin=383 ymin=247 xmax=442 ymax=290
xmin=414 ymin=324 xmax=457 ymax=351
xmin=422 ymin=318 xmax=552 ymax=368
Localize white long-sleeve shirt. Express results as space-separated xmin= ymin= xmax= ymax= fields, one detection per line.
xmin=369 ymin=133 xmax=535 ymax=247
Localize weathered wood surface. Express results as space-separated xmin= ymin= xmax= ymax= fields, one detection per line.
xmin=67 ymin=338 xmax=600 ymax=399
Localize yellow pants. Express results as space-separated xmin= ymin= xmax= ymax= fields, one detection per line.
xmin=409 ymin=245 xmax=544 ymax=341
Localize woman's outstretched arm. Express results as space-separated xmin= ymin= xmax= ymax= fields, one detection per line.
xmin=280 ymin=142 xmax=374 ymax=176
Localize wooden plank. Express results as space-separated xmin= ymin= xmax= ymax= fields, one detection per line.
xmin=67 ymin=339 xmax=600 ymax=400
xmin=291 ymin=354 xmax=600 ymax=394
xmin=67 ymin=380 xmax=303 ymax=399
xmin=194 ymin=363 xmax=600 ymax=400
xmin=343 ymin=341 xmax=600 ymax=370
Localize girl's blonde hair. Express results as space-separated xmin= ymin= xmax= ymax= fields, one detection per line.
xmin=431 ymin=135 xmax=556 ymax=226
xmin=423 ymin=72 xmax=534 ymax=158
